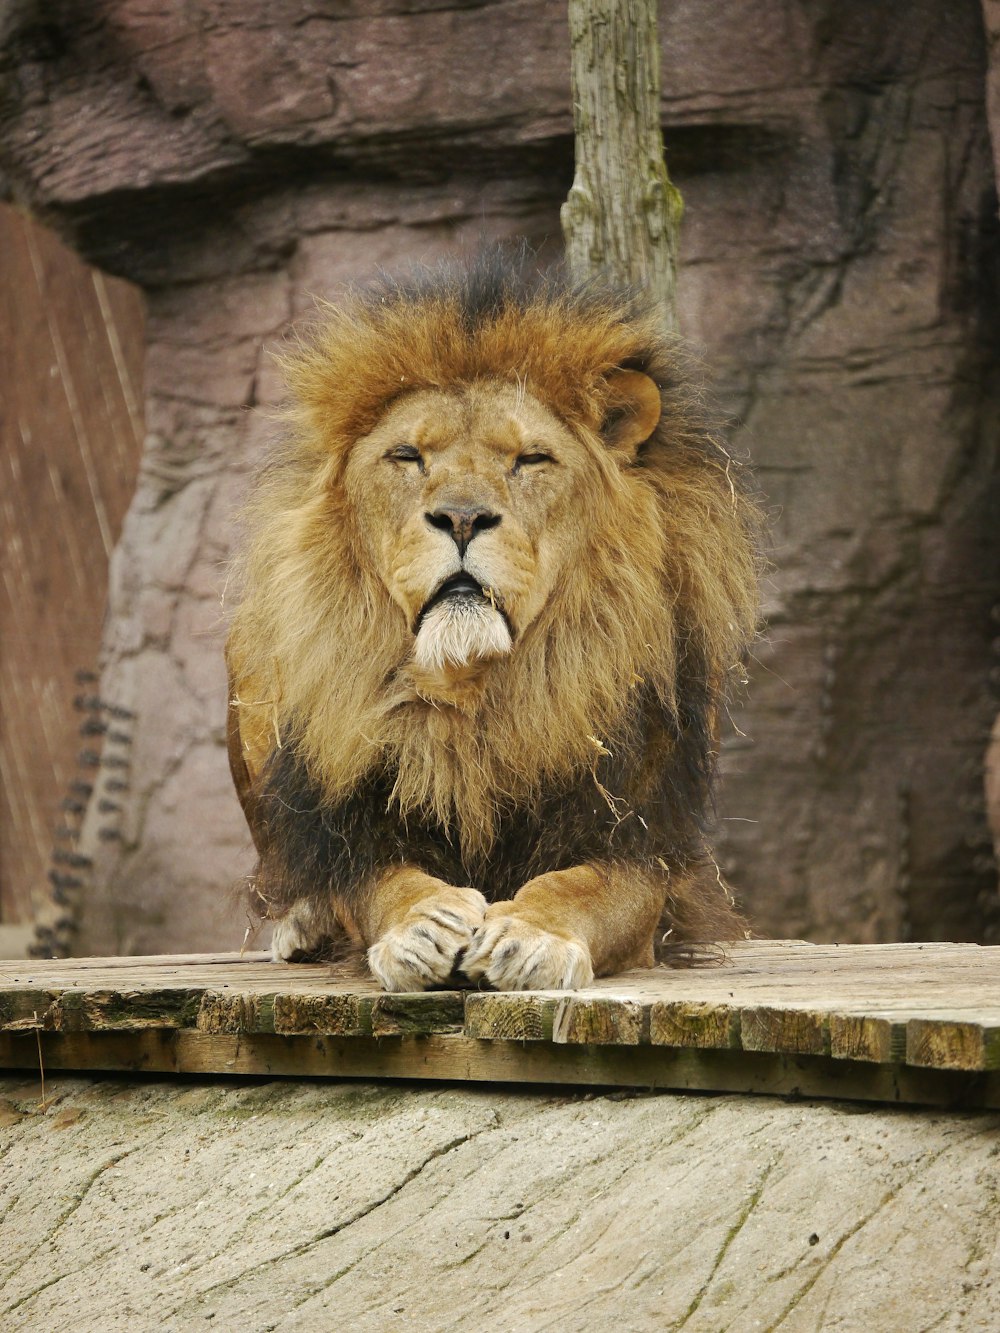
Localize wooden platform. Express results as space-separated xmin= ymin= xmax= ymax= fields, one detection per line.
xmin=1 ymin=940 xmax=998 ymax=1108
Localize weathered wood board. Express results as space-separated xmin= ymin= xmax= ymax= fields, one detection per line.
xmin=1 ymin=940 xmax=998 ymax=1107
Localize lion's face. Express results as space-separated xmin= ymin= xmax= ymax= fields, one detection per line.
xmin=344 ymin=381 xmax=593 ymax=683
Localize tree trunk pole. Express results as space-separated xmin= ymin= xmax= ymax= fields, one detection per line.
xmin=560 ymin=0 xmax=683 ymax=332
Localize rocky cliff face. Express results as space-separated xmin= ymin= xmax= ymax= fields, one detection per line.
xmin=2 ymin=0 xmax=997 ymax=953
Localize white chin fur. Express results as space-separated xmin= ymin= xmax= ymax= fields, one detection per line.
xmin=414 ymin=599 xmax=512 ymax=673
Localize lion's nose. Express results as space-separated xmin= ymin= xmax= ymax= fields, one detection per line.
xmin=425 ymin=507 xmax=501 ymax=557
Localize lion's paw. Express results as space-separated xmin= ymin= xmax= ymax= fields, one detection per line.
xmin=270 ymin=899 xmax=333 ymax=962
xmin=367 ymin=886 xmax=487 ymax=992
xmin=461 ymin=914 xmax=594 ymax=991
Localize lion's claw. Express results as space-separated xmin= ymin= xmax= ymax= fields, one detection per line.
xmin=368 ymin=886 xmax=487 ymax=991
xmin=460 ymin=913 xmax=593 ymax=991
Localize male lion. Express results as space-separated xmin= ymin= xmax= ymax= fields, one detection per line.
xmin=226 ymin=250 xmax=761 ymax=991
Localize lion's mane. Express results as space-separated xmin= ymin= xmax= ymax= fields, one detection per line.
xmin=228 ymin=248 xmax=762 ymax=945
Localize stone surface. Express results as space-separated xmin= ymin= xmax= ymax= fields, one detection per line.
xmin=0 ymin=1075 xmax=997 ymax=1330
xmin=0 ymin=0 xmax=998 ymax=953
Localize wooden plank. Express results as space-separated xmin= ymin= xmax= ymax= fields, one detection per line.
xmin=464 ymin=992 xmax=648 ymax=1044
xmin=465 ymin=992 xmax=555 ymax=1040
xmin=197 ymin=991 xmax=277 ymax=1035
xmin=829 ymin=1013 xmax=906 ymax=1064
xmin=550 ymin=996 xmax=646 ymax=1045
xmin=906 ymin=1017 xmax=1000 ymax=1072
xmin=273 ymin=992 xmax=371 ymax=1036
xmin=1 ymin=1029 xmax=997 ymax=1110
xmin=6 ymin=950 xmax=273 ymax=971
xmin=739 ymin=1005 xmax=830 ymax=1057
xmin=195 ymin=989 xmax=467 ymax=1039
xmin=371 ymin=992 xmax=465 ymax=1037
xmin=649 ymin=1000 xmax=741 ymax=1050
xmin=0 ymin=203 xmax=144 ymax=928
xmin=0 ymin=986 xmax=203 ymax=1032
xmin=2 ymin=942 xmax=999 ymax=1103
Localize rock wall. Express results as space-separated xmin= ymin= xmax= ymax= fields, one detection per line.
xmin=1 ymin=0 xmax=997 ymax=953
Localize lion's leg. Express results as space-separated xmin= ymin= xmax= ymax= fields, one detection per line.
xmin=362 ymin=866 xmax=487 ymax=992
xmin=460 ymin=863 xmax=664 ymax=991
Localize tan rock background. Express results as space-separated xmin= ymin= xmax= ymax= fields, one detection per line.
xmin=1 ymin=0 xmax=998 ymax=955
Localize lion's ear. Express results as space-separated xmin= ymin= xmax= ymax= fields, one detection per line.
xmin=601 ymin=370 xmax=661 ymax=457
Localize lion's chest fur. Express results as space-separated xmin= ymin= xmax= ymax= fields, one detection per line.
xmin=379 ymin=685 xmax=553 ymax=855
xmin=254 ymin=703 xmax=694 ymax=912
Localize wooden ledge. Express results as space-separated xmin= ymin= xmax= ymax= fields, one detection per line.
xmin=1 ymin=940 xmax=998 ymax=1107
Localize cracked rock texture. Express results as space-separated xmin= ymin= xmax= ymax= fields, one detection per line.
xmin=0 ymin=1075 xmax=998 ymax=1331
xmin=1 ymin=0 xmax=998 ymax=952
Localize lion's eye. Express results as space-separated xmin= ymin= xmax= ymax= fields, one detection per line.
xmin=386 ymin=445 xmax=424 ymax=468
xmin=513 ymin=452 xmax=555 ymax=472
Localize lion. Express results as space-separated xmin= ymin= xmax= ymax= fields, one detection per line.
xmin=225 ymin=248 xmax=761 ymax=992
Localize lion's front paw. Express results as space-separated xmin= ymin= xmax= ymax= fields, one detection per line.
xmin=270 ymin=899 xmax=337 ymax=962
xmin=367 ymin=886 xmax=487 ymax=992
xmin=461 ymin=913 xmax=594 ymax=991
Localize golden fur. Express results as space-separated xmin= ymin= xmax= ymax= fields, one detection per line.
xmin=226 ymin=252 xmax=761 ymax=991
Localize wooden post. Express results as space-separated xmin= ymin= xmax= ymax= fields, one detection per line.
xmin=560 ymin=0 xmax=683 ymax=331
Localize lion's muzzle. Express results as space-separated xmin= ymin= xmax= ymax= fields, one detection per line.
xmin=413 ymin=572 xmax=513 ymax=673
